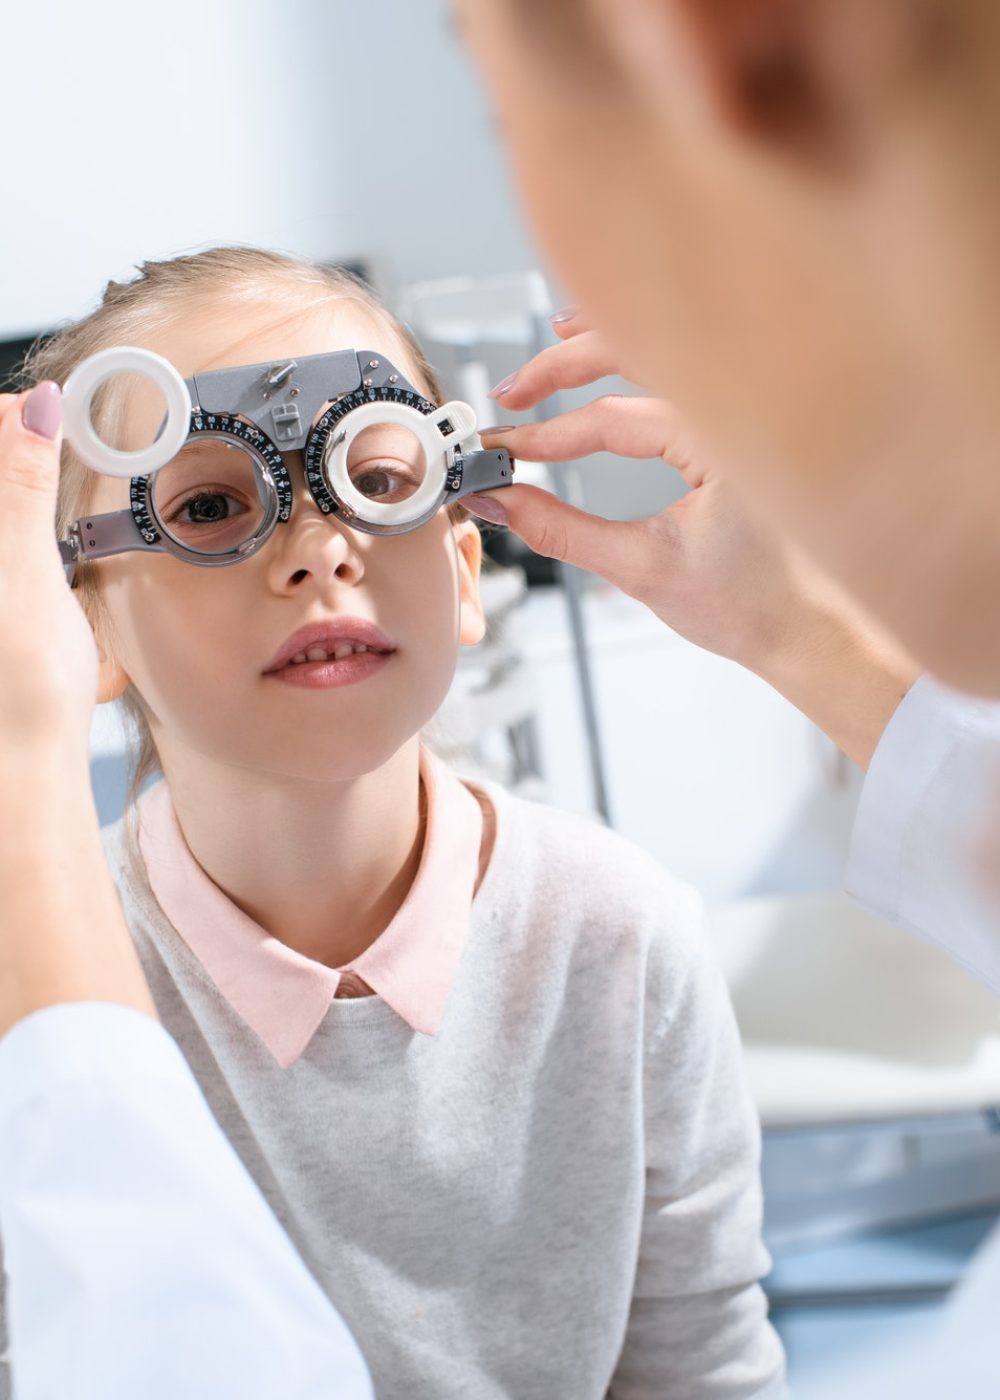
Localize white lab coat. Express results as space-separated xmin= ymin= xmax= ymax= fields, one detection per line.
xmin=847 ymin=675 xmax=1000 ymax=994
xmin=0 ymin=1004 xmax=374 ymax=1400
xmin=805 ymin=674 xmax=1000 ymax=1398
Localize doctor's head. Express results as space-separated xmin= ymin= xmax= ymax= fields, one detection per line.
xmin=24 ymin=248 xmax=485 ymax=800
xmin=459 ymin=0 xmax=1000 ymax=696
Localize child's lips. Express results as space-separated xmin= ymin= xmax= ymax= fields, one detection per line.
xmin=267 ymin=649 xmax=393 ymax=690
xmin=264 ymin=617 xmax=396 ymax=674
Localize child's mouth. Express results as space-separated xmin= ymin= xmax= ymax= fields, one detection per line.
xmin=263 ymin=619 xmax=396 ymax=689
xmin=287 ymin=641 xmax=381 ymax=666
xmin=267 ymin=647 xmax=393 ymax=690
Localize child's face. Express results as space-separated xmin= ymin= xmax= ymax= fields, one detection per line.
xmin=85 ymin=301 xmax=485 ymax=783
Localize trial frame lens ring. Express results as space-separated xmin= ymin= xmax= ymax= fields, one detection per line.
xmin=148 ymin=429 xmax=281 ymax=562
xmin=62 ymin=346 xmax=191 ymax=479
xmin=323 ymin=401 xmax=457 ymax=527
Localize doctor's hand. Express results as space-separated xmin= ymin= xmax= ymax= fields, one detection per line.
xmin=473 ymin=320 xmax=835 ymax=672
xmin=469 ymin=318 xmax=919 ymax=768
xmin=0 ymin=384 xmax=155 ymax=1033
xmin=0 ymin=385 xmax=99 ymax=751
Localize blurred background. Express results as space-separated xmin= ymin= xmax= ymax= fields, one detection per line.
xmin=3 ymin=2 xmax=999 ymax=1390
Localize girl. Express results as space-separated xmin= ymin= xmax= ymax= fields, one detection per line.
xmin=7 ymin=247 xmax=784 ymax=1399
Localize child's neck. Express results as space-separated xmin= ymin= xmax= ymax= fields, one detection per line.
xmin=157 ymin=738 xmax=426 ymax=968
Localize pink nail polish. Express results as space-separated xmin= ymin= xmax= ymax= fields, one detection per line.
xmin=464 ymin=494 xmax=508 ymax=526
xmin=489 ymin=372 xmax=518 ymax=400
xmin=22 ymin=382 xmax=62 ymax=441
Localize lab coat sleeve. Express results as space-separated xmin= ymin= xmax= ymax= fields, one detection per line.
xmin=609 ymin=905 xmax=788 ymax=1400
xmin=0 ymin=1002 xmax=373 ymax=1400
xmin=847 ymin=675 xmax=1000 ymax=994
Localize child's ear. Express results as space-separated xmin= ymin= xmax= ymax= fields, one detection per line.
xmin=81 ymin=604 xmax=131 ymax=703
xmin=96 ymin=640 xmax=131 ymax=704
xmin=453 ymin=516 xmax=486 ymax=646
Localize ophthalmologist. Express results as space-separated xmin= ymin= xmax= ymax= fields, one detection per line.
xmin=0 ymin=385 xmax=373 ymax=1396
xmin=450 ymin=0 xmax=1000 ymax=1394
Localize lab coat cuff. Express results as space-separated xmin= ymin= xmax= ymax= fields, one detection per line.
xmin=847 ymin=675 xmax=1000 ymax=994
xmin=846 ymin=675 xmax=960 ymax=924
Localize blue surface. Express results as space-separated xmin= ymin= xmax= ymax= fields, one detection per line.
xmin=768 ymin=1208 xmax=999 ymax=1390
xmin=769 ymin=1209 xmax=997 ymax=1295
xmin=776 ymin=1301 xmax=941 ymax=1386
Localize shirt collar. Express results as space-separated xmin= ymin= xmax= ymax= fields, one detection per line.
xmin=138 ymin=750 xmax=483 ymax=1067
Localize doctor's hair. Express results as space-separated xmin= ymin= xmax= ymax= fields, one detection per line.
xmin=17 ymin=245 xmax=451 ymax=830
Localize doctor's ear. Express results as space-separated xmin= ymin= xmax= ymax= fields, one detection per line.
xmin=453 ymin=516 xmax=486 ymax=647
xmin=590 ymin=0 xmax=911 ymax=160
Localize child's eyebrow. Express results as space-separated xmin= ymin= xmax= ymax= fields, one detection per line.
xmin=172 ymin=440 xmax=224 ymax=456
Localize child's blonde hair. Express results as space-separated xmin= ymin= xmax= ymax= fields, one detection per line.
xmin=18 ymin=245 xmax=448 ymax=818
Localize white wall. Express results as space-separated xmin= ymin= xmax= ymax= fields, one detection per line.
xmin=305 ymin=2 xmax=539 ymax=293
xmin=1 ymin=0 xmax=536 ymax=338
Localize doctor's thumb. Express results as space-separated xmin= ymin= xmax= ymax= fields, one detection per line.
xmin=464 ymin=484 xmax=638 ymax=592
xmin=0 ymin=383 xmax=63 ymax=522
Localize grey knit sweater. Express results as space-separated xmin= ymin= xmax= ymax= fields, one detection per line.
xmin=1 ymin=783 xmax=786 ymax=1399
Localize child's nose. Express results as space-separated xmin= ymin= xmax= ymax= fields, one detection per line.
xmin=266 ymin=507 xmax=366 ymax=595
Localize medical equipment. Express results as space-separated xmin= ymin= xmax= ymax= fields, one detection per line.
xmin=58 ymin=346 xmax=513 ymax=585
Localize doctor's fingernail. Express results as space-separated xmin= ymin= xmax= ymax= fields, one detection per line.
xmin=489 ymin=372 xmax=518 ymax=399
xmin=464 ymin=494 xmax=508 ymax=526
xmin=550 ymin=307 xmax=577 ymax=325
xmin=22 ymin=382 xmax=62 ymax=440
xmin=479 ymin=425 xmax=516 ymax=436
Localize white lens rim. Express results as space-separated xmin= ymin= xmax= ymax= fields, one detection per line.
xmin=62 ymin=346 xmax=192 ymax=479
xmin=323 ymin=399 xmax=477 ymax=526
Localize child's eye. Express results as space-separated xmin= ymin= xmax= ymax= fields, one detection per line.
xmin=176 ymin=491 xmax=252 ymax=525
xmin=151 ymin=446 xmax=268 ymax=553
xmin=351 ymin=461 xmax=420 ymax=503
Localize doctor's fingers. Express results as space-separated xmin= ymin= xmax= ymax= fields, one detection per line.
xmin=489 ymin=330 xmax=621 ymax=410
xmin=550 ymin=310 xmax=590 ymax=341
xmin=481 ymin=394 xmax=698 ymax=475
xmin=467 ymin=481 xmax=659 ymax=597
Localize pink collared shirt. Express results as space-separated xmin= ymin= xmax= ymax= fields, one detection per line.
xmin=137 ymin=751 xmax=484 ymax=1068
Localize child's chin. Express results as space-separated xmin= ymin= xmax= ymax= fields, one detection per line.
xmin=265 ymin=732 xmax=423 ymax=786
